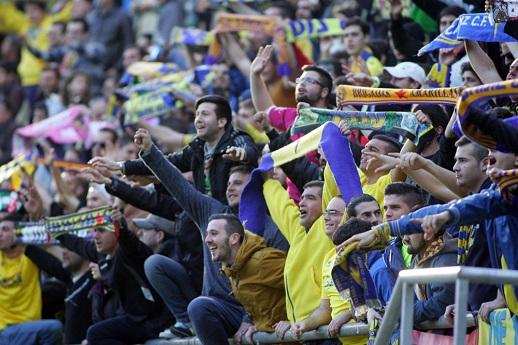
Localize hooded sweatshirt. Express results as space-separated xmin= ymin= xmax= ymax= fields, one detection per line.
xmin=222 ymin=231 xmax=287 ymax=331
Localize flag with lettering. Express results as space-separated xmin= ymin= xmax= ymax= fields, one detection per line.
xmin=418 ymin=13 xmax=517 ymax=56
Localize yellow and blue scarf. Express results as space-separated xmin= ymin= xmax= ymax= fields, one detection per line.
xmin=239 ymin=122 xmax=362 ymax=234
xmin=336 ymin=85 xmax=462 ymax=108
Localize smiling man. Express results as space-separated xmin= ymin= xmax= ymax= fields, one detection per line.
xmin=205 ymin=213 xmax=286 ymax=344
xmin=134 ymin=128 xmax=287 ymax=345
xmin=261 ymin=166 xmax=339 ymax=338
xmin=91 ymin=95 xmax=259 ymax=205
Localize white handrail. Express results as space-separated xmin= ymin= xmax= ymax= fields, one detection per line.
xmin=375 ymin=266 xmax=518 ymax=345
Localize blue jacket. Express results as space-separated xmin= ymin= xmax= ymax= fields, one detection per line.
xmin=387 ymin=185 xmax=518 ymax=303
xmin=366 ymin=250 xmax=396 ymax=306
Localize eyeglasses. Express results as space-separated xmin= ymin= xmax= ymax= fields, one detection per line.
xmin=323 ymin=210 xmax=343 ymax=217
xmin=295 ymin=76 xmax=323 ymax=86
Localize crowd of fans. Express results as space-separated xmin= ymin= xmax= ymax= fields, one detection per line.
xmin=1 ymin=0 xmax=518 ymax=344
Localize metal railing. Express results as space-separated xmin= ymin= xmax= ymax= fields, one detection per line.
xmin=145 ymin=315 xmax=475 ymax=345
xmin=375 ymin=266 xmax=518 ymax=345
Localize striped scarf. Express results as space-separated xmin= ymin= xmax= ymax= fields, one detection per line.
xmin=336 ymin=85 xmax=462 ymax=109
xmin=15 ymin=206 xmax=115 ymax=245
xmin=206 ymin=14 xmax=291 ymax=76
xmin=414 ymin=236 xmax=445 ymax=300
xmin=457 ymin=224 xmax=479 ymax=265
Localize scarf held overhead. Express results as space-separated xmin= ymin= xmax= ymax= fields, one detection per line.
xmin=15 ymin=206 xmax=115 ymax=245
xmin=206 ymin=14 xmax=291 ymax=76
xmin=457 ymin=80 xmax=518 ymax=151
xmin=336 ymin=85 xmax=462 ymax=108
xmin=239 ymin=122 xmax=362 ymax=234
xmin=17 ymin=106 xmax=89 ymax=144
xmin=291 ymin=105 xmax=434 ymax=145
xmin=418 ymin=13 xmax=516 ymax=56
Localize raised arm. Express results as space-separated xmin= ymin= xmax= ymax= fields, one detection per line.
xmin=135 ymin=128 xmax=226 ymax=231
xmin=250 ymin=46 xmax=275 ymax=112
xmin=465 ymin=40 xmax=502 ymax=84
xmin=399 ymin=152 xmax=466 ymax=198
xmin=220 ymin=33 xmax=252 ymax=79
xmin=138 ymin=120 xmax=193 ymax=153
xmin=111 ymin=208 xmax=153 ymax=263
xmin=57 ymin=233 xmax=100 ymax=263
xmin=25 ymin=245 xmax=72 ymax=286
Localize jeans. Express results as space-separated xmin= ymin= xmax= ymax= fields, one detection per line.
xmin=0 ymin=320 xmax=62 ymax=345
xmin=86 ymin=315 xmax=156 ymax=345
xmin=188 ymin=296 xmax=244 ymax=345
xmin=144 ymin=254 xmax=199 ymax=323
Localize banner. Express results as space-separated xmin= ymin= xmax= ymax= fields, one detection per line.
xmin=171 ymin=19 xmax=348 ymax=44
xmin=123 ymin=84 xmax=193 ymax=125
xmin=206 ymin=14 xmax=291 ymax=76
xmin=15 ymin=206 xmax=114 ymax=245
xmin=0 ymin=155 xmax=36 ymax=189
xmin=418 ymin=13 xmax=516 ymax=55
xmin=478 ymin=308 xmax=518 ymax=344
xmin=239 ymin=122 xmax=362 ymax=234
xmin=418 ymin=17 xmax=462 ymax=56
xmin=292 ymin=106 xmax=434 ymax=144
xmin=170 ymin=27 xmax=213 ymax=46
xmin=17 ymin=106 xmax=89 ymax=144
xmin=126 ymin=62 xmax=180 ymax=78
xmin=285 ymin=19 xmax=347 ymax=42
xmin=336 ymin=85 xmax=462 ymax=108
xmin=114 ymin=72 xmax=190 ymax=100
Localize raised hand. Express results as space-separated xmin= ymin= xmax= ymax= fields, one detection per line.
xmin=344 ymin=72 xmax=373 ymax=87
xmin=414 ymin=110 xmax=432 ymax=125
xmin=134 ymin=128 xmax=153 ymax=153
xmin=250 ymin=45 xmax=273 ymax=76
xmin=110 ymin=205 xmax=123 ymax=223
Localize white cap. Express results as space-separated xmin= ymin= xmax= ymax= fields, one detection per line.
xmin=384 ymin=62 xmax=426 ymax=86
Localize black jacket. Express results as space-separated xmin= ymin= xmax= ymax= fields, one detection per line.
xmin=57 ymin=220 xmax=172 ymax=331
xmin=124 ymin=126 xmax=259 ymax=204
xmin=105 ymin=177 xmax=204 ymax=292
xmin=25 ymin=246 xmax=95 ymax=342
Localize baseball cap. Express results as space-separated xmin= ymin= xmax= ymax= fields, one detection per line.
xmin=384 ymin=62 xmax=426 ymax=86
xmin=133 ymin=214 xmax=176 ymax=236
